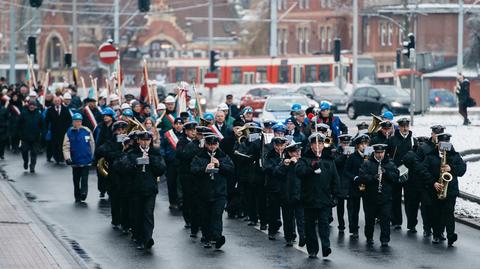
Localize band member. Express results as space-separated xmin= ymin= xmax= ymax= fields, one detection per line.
xmin=341 ymin=134 xmax=369 ymax=239
xmin=19 ymin=100 xmax=43 ymax=173
xmin=0 ymin=97 xmax=10 ymax=160
xmin=296 ymin=133 xmax=339 ymax=258
xmin=63 ymin=113 xmax=96 ymax=202
xmin=176 ymin=121 xmax=198 ymax=229
xmin=118 ymin=131 xmax=165 ymax=250
xmin=284 ymin=118 xmax=306 ymax=144
xmin=358 ymin=144 xmax=399 ymax=247
xmin=370 ymin=121 xmax=393 ymax=145
xmin=387 ymin=117 xmax=416 ymax=230
xmin=94 ymin=107 xmax=116 ymax=198
xmin=264 ymin=136 xmax=289 ymax=240
xmin=275 ymin=141 xmax=305 ymax=247
xmin=420 ymin=133 xmax=466 ymax=246
xmin=161 ymin=117 xmax=184 ymax=209
xmin=191 ymin=134 xmax=234 ymax=249
xmin=333 ymin=134 xmax=352 ymax=233
xmin=95 ymin=120 xmax=128 ymax=228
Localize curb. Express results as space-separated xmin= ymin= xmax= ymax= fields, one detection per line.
xmin=454 ymin=214 xmax=480 ymax=230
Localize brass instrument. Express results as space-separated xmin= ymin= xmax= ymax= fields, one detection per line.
xmin=358 ymin=152 xmax=368 ymax=192
xmin=324 ymin=129 xmax=333 ymax=148
xmin=437 ymin=148 xmax=453 ymax=200
xmin=207 ymin=151 xmax=219 ymax=180
xmin=97 ymin=118 xmax=146 ymax=177
xmin=368 ymin=113 xmax=383 ymax=134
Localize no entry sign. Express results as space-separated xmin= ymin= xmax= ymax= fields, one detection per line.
xmin=204 ymin=72 xmax=219 ymax=88
xmin=98 ymin=43 xmax=118 ymax=65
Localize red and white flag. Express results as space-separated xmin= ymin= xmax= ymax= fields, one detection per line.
xmin=164 ymin=129 xmax=179 ymax=150
xmin=209 ymin=125 xmax=224 ymax=140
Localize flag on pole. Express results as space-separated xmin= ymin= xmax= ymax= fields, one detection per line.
xmin=140 ymin=60 xmax=150 ymax=103
xmin=176 ymin=88 xmax=188 ymax=115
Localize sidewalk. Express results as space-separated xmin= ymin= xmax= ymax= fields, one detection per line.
xmin=0 ymin=178 xmax=82 ymax=269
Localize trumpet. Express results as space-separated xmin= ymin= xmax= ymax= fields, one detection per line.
xmin=207 ymin=151 xmax=219 ymax=180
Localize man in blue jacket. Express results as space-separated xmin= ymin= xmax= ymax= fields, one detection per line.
xmin=63 ymin=113 xmax=96 ymax=203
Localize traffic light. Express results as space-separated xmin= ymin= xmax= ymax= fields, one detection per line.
xmin=64 ymin=53 xmax=72 ymax=68
xmin=396 ymin=49 xmax=401 ymax=68
xmin=30 ymin=0 xmax=42 ymax=8
xmin=138 ymin=0 xmax=150 ymax=12
xmin=27 ymin=36 xmax=37 ymax=63
xmin=333 ymin=38 xmax=341 ymax=62
xmin=209 ymin=50 xmax=220 ymax=72
xmin=402 ymin=33 xmax=415 ymax=59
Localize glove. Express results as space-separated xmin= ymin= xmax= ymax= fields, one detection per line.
xmin=65 ymin=159 xmax=72 ymax=165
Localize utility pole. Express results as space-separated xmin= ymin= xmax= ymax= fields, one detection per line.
xmin=9 ymin=0 xmax=16 ymax=84
xmin=114 ymin=0 xmax=120 ymax=45
xmin=208 ymin=0 xmax=213 ymax=103
xmin=270 ymin=0 xmax=278 ymax=57
xmin=73 ymin=0 xmax=78 ymax=65
xmin=457 ymin=0 xmax=464 ymax=74
xmin=352 ymin=0 xmax=358 ymax=89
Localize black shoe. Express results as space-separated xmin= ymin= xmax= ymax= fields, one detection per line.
xmin=30 ymin=168 xmax=35 ymax=173
xmin=299 ymin=237 xmax=306 ymax=247
xmin=203 ymin=242 xmax=212 ymax=248
xmin=248 ymin=221 xmax=257 ymax=226
xmin=112 ymin=224 xmax=120 ymax=230
xmin=367 ymin=238 xmax=374 ymax=245
xmin=308 ymin=253 xmax=318 ymax=259
xmin=286 ymin=240 xmax=293 ymax=247
xmin=200 ymin=237 xmax=207 ymax=243
xmin=423 ymin=231 xmax=432 ymax=237
xmin=75 ymin=199 xmax=81 ymax=203
xmin=432 ymin=237 xmax=440 ymax=244
xmin=393 ymin=225 xmax=401 ymax=230
xmin=99 ymin=192 xmax=105 ymax=198
xmin=338 ymin=227 xmax=345 ymax=233
xmin=47 ymin=158 xmax=52 ymax=163
xmin=190 ymin=233 xmax=198 ymax=238
xmin=447 ymin=233 xmax=457 ymax=247
xmin=439 ymin=233 xmax=446 ymax=241
xmin=215 ymin=236 xmax=225 ymax=249
xmin=268 ymin=234 xmax=276 ymax=240
xmin=136 ymin=244 xmax=145 ymax=250
xmin=145 ymin=238 xmax=154 ymax=249
xmin=381 ymin=242 xmax=389 ymax=247
xmin=407 ymin=228 xmax=417 ymax=233
xmin=350 ymin=232 xmax=359 ymax=239
xmin=322 ymin=247 xmax=332 ymax=257
xmin=24 ymin=162 xmax=28 ymax=170
xmin=184 ymin=223 xmax=191 ymax=229
xmin=260 ymin=225 xmax=267 ymax=231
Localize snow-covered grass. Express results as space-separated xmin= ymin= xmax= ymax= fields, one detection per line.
xmin=459 ymin=161 xmax=480 ymax=197
xmin=456 ymin=198 xmax=480 ymax=219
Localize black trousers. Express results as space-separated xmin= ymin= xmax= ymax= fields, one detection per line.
xmin=336 ymin=198 xmax=346 ymax=230
xmin=51 ymin=136 xmax=65 ymax=163
xmin=364 ymin=198 xmax=391 ymax=243
xmin=72 ymin=166 xmax=89 ymax=201
xmin=21 ymin=141 xmax=38 ymax=169
xmin=245 ymin=179 xmax=267 ymax=224
xmin=179 ymin=174 xmax=193 ymax=225
xmin=97 ymin=170 xmax=109 ymax=195
xmin=131 ymin=193 xmax=157 ymax=244
xmin=10 ymin=135 xmax=20 ymax=152
xmin=304 ymin=207 xmax=331 ymax=256
xmin=281 ymin=203 xmax=305 ymax=241
xmin=459 ymin=104 xmax=469 ymax=123
xmin=110 ymin=190 xmax=121 ymax=225
xmin=404 ymin=184 xmax=424 ymax=230
xmin=267 ymin=192 xmax=282 ymax=236
xmin=201 ymin=198 xmax=226 ymax=242
xmin=165 ymin=161 xmax=178 ymax=205
xmin=119 ymin=194 xmax=131 ymax=230
xmin=0 ymin=138 xmax=6 ymax=158
xmin=391 ymin=183 xmax=404 ymax=226
xmin=347 ymin=196 xmax=362 ymax=233
xmin=432 ymin=197 xmax=456 ymax=239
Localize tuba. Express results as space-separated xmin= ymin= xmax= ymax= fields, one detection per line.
xmin=437 ymin=147 xmax=453 ymax=200
xmin=235 ymin=124 xmax=251 ymax=143
xmin=368 ymin=113 xmax=383 ymax=134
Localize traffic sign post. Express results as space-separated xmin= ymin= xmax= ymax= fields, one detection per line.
xmin=98 ymin=43 xmax=118 ymax=65
xmin=204 ymin=72 xmax=219 ymax=89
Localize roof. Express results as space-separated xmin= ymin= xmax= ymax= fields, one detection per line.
xmin=422 ymin=66 xmax=479 ymax=79
xmin=372 ymin=3 xmax=480 ymax=14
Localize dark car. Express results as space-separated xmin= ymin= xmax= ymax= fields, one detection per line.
xmin=295 ymin=83 xmax=348 ymax=112
xmin=346 ymin=85 xmax=410 ymax=119
xmin=430 ymin=88 xmax=457 ymax=108
xmin=240 ymin=86 xmax=290 ymax=116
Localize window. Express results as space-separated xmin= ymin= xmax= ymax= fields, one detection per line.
xmin=297 ymin=28 xmax=304 ymax=54
xmin=299 ymin=0 xmax=309 ymax=9
xmin=365 ymin=23 xmax=370 ymax=47
xmin=326 ymin=26 xmax=332 ymax=51
xmin=279 ymin=65 xmax=290 ymax=83
xmin=367 ymin=88 xmax=380 ymax=98
xmin=387 ymin=23 xmax=393 ymax=46
xmin=232 ymin=67 xmax=242 ymax=84
xmin=398 ymin=28 xmax=404 ymax=46
xmin=318 ymin=65 xmax=331 ymax=82
xmin=305 ymin=65 xmax=317 ymax=82
xmin=278 ymin=28 xmax=288 ymax=55
xmin=380 ymin=23 xmax=386 ymax=47
xmin=320 ymin=0 xmax=332 ymax=8
xmin=354 ymin=87 xmax=368 ymax=97
xmin=186 ymin=68 xmax=197 ymax=82
xmin=278 ymin=0 xmax=288 ymax=10
xmin=45 ymin=36 xmax=63 ymax=69
xmin=319 ymin=27 xmax=326 ymax=51
xmin=175 ymin=68 xmax=185 ymax=82
xmin=304 ymin=28 xmax=309 ymax=54
xmin=256 ymin=66 xmax=268 ymax=83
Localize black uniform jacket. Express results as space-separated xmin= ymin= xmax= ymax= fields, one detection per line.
xmin=358 ymin=156 xmax=399 ymax=203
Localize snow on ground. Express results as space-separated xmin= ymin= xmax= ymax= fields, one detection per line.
xmin=456 ymin=198 xmax=480 ymax=219
xmin=460 ymin=160 xmax=480 ymax=197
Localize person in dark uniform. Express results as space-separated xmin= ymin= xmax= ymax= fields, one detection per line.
xmin=19 ymin=100 xmax=43 ymax=173
xmin=358 ymin=144 xmax=399 ymax=247
xmin=263 ymin=136 xmax=289 ymax=240
xmin=370 ymin=121 xmax=393 ymax=145
xmin=175 ymin=121 xmax=198 ymax=229
xmin=296 ymin=132 xmax=339 ymax=258
xmin=93 ymin=107 xmax=116 ymax=198
xmin=0 ymin=97 xmax=9 ymax=159
xmin=95 ymin=120 xmax=128 ymax=228
xmin=191 ymin=134 xmax=234 ymax=249
xmin=118 ymin=131 xmax=165 ymax=250
xmin=386 ymin=117 xmax=416 ymax=230
xmin=416 ymin=125 xmax=446 ymax=237
xmin=420 ymin=133 xmax=466 ymax=246
xmin=161 ymin=117 xmax=184 ymax=209
xmin=333 ymin=134 xmax=352 ymax=233
xmin=275 ymin=141 xmax=305 ymax=247
xmin=341 ymin=134 xmax=370 ymax=239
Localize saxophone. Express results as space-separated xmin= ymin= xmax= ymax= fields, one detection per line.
xmin=437 ymin=149 xmax=453 ymax=200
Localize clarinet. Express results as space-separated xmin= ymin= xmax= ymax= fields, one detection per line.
xmin=377 ymin=159 xmax=383 ymax=194
xmin=140 ymin=146 xmax=149 ymax=173
xmin=208 ymin=151 xmax=216 ymax=181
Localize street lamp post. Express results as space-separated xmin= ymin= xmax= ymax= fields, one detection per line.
xmin=9 ymin=0 xmax=15 ymax=84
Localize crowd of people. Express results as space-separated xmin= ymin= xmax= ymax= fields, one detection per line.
xmin=0 ymin=77 xmax=467 ymax=258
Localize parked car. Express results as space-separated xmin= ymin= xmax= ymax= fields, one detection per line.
xmin=346 ymin=85 xmax=410 ymax=119
xmin=240 ymin=86 xmax=291 ymax=116
xmin=261 ymin=94 xmax=316 ymax=122
xmin=295 ymin=83 xmax=348 ymax=112
xmin=430 ymin=88 xmax=457 ymax=108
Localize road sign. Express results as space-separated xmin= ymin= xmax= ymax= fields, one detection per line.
xmin=98 ymin=43 xmax=118 ymax=65
xmin=204 ymin=72 xmax=219 ymax=88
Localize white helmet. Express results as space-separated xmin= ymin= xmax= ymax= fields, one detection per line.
xmin=157 ymin=103 xmax=166 ymax=110
xmin=109 ymin=94 xmax=119 ymax=102
xmin=63 ymin=93 xmax=72 ymax=100
xmin=164 ymin=95 xmax=175 ymax=103
xmin=29 ymin=91 xmax=38 ymax=97
xmin=188 ymin=99 xmax=196 ymax=109
xmin=120 ymin=103 xmax=131 ymax=110
xmin=217 ymin=103 xmax=229 ymax=111
xmin=99 ymin=89 xmax=108 ymax=99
